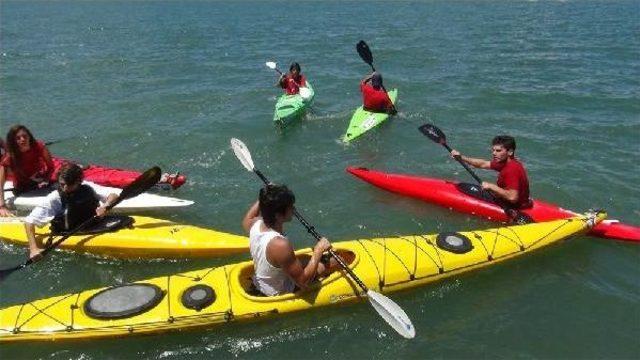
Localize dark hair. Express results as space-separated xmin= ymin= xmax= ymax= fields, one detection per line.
xmin=371 ymin=72 xmax=383 ymax=89
xmin=57 ymin=163 xmax=84 ymax=185
xmin=259 ymin=184 xmax=295 ymax=227
xmin=492 ymin=135 xmax=516 ymax=152
xmin=289 ymin=62 xmax=301 ymax=73
xmin=5 ymin=124 xmax=37 ymax=175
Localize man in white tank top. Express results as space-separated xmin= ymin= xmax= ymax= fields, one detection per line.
xmin=242 ymin=184 xmax=332 ymax=296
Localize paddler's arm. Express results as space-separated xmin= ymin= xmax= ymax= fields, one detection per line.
xmin=242 ymin=200 xmax=260 ymax=233
xmin=23 ymin=196 xmax=60 ymax=259
xmin=39 ymin=143 xmax=55 ymax=187
xmin=481 ymin=182 xmax=519 ymax=204
xmin=450 ymin=150 xmax=491 ymax=169
xmin=91 ymin=183 xmax=119 ymax=217
xmin=277 ymin=75 xmax=287 ymax=88
xmin=96 ymin=193 xmax=118 ymax=217
xmin=0 ymin=165 xmax=13 ymax=217
xmin=272 ymin=236 xmax=332 ymax=289
xmin=24 ymin=222 xmax=42 ymax=259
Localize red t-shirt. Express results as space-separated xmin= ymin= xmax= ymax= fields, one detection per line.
xmin=490 ymin=157 xmax=530 ymax=209
xmin=281 ymin=74 xmax=306 ymax=95
xmin=360 ymin=81 xmax=393 ymax=112
xmin=0 ymin=140 xmax=53 ymax=188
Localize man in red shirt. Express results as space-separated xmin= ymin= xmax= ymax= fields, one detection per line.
xmin=451 ymin=135 xmax=531 ymax=209
xmin=278 ymin=62 xmax=307 ymax=95
xmin=360 ymin=72 xmax=396 ymax=114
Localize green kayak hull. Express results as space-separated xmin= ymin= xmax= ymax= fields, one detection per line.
xmin=343 ymin=89 xmax=398 ymax=142
xmin=273 ymin=81 xmax=315 ymax=127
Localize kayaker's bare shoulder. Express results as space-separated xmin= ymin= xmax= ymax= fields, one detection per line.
xmin=265 ymin=235 xmax=295 ymax=266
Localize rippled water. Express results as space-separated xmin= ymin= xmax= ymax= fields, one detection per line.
xmin=1 ymin=1 xmax=639 ymax=358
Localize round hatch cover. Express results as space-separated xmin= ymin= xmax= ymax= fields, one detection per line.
xmin=84 ymin=283 xmax=164 ymax=319
xmin=181 ymin=284 xmax=216 ymax=311
xmin=436 ymin=232 xmax=474 ymax=254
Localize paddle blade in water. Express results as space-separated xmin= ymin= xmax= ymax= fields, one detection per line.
xmin=367 ymin=290 xmax=416 ymax=339
xmin=230 ymin=138 xmax=255 ymax=172
xmin=265 ymin=61 xmax=277 ymax=70
xmin=356 ymin=40 xmax=373 ymax=66
xmin=419 ymin=123 xmax=446 ymax=144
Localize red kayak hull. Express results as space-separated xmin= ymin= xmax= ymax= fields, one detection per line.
xmin=347 ymin=167 xmax=640 ymax=242
xmin=51 ymin=157 xmax=185 ymax=189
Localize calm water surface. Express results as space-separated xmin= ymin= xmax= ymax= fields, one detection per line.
xmin=1 ymin=1 xmax=639 ymax=358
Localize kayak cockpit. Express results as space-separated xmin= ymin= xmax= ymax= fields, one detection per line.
xmin=234 ymin=249 xmax=358 ymax=301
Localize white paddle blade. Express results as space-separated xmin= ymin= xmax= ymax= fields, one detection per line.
xmin=230 ymin=138 xmax=255 ymax=172
xmin=299 ymin=87 xmax=312 ymax=100
xmin=265 ymin=61 xmax=277 ymax=70
xmin=367 ymin=290 xmax=416 ymax=339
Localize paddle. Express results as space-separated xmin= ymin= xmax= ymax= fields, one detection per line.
xmin=230 ymin=138 xmax=415 ymax=339
xmin=418 ymin=124 xmax=533 ymax=224
xmin=265 ymin=61 xmax=312 ymax=100
xmin=0 ymin=166 xmax=162 ymax=281
xmin=356 ymin=40 xmax=397 ymax=114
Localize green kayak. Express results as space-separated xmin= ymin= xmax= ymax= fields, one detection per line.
xmin=343 ymin=89 xmax=398 ymax=142
xmin=273 ymin=81 xmax=315 ymax=127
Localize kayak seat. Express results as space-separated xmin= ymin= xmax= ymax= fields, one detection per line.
xmin=278 ymin=104 xmax=296 ymax=111
xmin=456 ymin=182 xmax=534 ymax=210
xmin=239 ymin=251 xmax=357 ymax=297
xmin=456 ymin=183 xmax=498 ymax=204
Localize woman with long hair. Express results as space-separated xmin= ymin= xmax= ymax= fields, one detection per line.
xmin=0 ymin=124 xmax=54 ymax=216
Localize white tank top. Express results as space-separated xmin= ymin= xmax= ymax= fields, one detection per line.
xmin=249 ymin=219 xmax=295 ymax=296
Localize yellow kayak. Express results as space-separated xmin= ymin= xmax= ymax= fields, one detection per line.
xmin=0 ymin=212 xmax=604 ymax=342
xmin=0 ymin=215 xmax=248 ymax=258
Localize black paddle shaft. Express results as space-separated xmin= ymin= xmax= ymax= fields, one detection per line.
xmin=253 ymin=168 xmax=370 ymax=292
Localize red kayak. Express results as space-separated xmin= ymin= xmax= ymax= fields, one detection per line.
xmin=51 ymin=157 xmax=186 ymax=189
xmin=347 ymin=167 xmax=640 ymax=242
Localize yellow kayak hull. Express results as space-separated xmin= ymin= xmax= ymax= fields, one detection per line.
xmin=0 ymin=216 xmax=248 ymax=258
xmin=0 ymin=212 xmax=604 ymax=342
